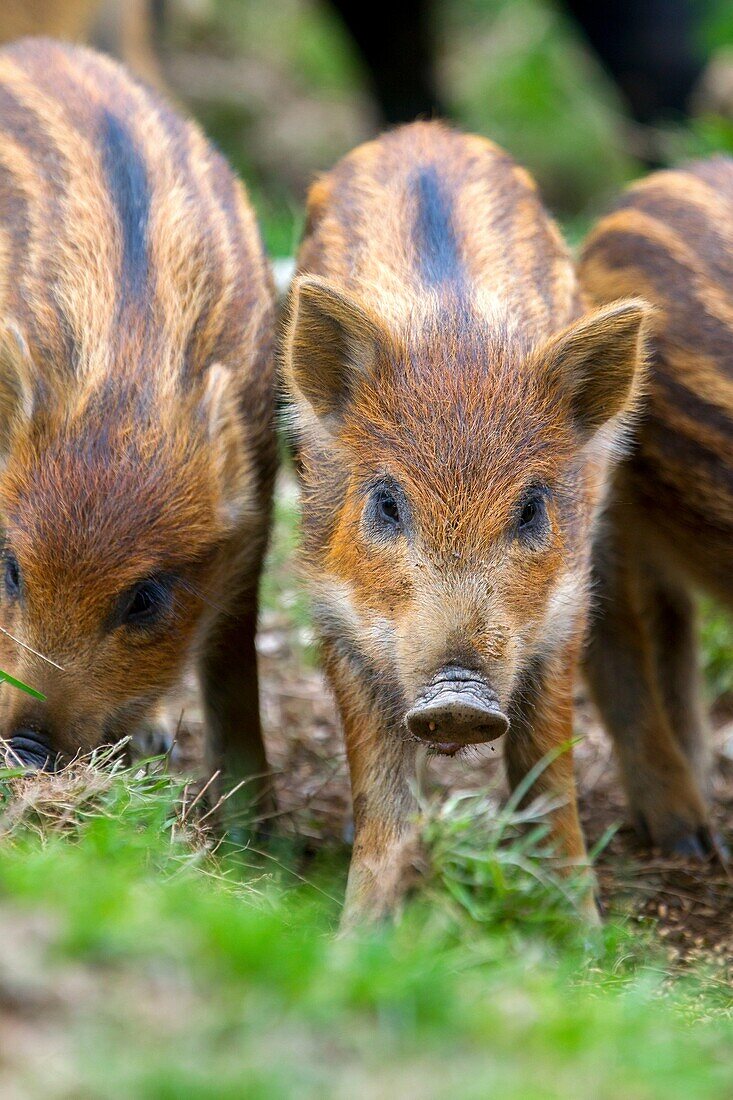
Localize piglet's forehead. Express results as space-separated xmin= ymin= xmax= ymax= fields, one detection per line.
xmin=2 ymin=431 xmax=222 ymax=579
xmin=347 ymin=387 xmax=574 ymax=503
xmin=345 ymin=324 xmax=575 ymax=448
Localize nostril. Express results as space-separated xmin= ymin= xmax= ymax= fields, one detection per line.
xmin=5 ymin=728 xmax=55 ymax=771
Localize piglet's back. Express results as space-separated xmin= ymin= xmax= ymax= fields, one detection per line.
xmin=0 ymin=36 xmax=273 ymax=411
xmin=580 ymin=157 xmax=733 ymax=594
xmin=299 ymin=121 xmax=581 ymax=338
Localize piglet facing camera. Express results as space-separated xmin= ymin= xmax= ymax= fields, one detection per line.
xmin=285 ymin=121 xmax=648 ymax=925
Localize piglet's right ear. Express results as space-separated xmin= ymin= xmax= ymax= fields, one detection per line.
xmin=542 ymin=299 xmax=648 ymax=438
xmin=0 ymin=323 xmax=33 ymax=457
xmin=285 ymin=276 xmax=384 ymax=421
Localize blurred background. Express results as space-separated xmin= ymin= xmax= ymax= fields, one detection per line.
xmin=5 ymin=0 xmax=733 ymax=257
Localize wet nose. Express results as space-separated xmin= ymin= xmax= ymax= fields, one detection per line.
xmin=405 ymin=670 xmax=508 ymax=749
xmin=5 ymin=727 xmax=55 ymax=770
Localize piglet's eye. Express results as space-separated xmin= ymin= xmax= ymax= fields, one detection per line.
xmin=376 ymin=490 xmax=400 ymax=528
xmin=364 ymin=481 xmax=407 ymax=540
xmin=519 ymin=498 xmax=539 ymax=529
xmin=4 ymin=553 xmax=21 ymax=600
xmin=516 ymin=488 xmax=548 ymax=540
xmin=118 ymin=576 xmax=174 ymax=629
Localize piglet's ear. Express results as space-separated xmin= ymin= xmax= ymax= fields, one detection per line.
xmin=542 ymin=299 xmax=649 ymax=437
xmin=284 ymin=276 xmax=385 ymax=422
xmin=0 ymin=323 xmax=34 ymax=458
xmin=200 ymin=363 xmax=250 ymax=527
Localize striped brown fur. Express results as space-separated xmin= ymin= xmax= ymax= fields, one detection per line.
xmin=0 ymin=38 xmax=276 ymax=795
xmin=580 ymin=157 xmax=733 ymax=858
xmin=284 ymin=121 xmax=648 ymax=925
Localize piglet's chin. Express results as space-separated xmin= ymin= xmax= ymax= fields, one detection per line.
xmin=404 ymin=667 xmax=509 ymax=753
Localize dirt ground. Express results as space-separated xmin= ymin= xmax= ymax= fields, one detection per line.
xmin=170 ymin=594 xmax=733 ymax=975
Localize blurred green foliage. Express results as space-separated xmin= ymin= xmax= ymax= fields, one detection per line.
xmin=702 ymin=0 xmax=733 ymax=51
xmin=440 ymin=0 xmax=636 ymax=214
xmin=173 ymin=0 xmax=733 ymax=259
xmin=701 ymin=599 xmax=733 ymax=703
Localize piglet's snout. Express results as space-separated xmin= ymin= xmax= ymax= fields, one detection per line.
xmin=5 ymin=727 xmax=56 ymax=771
xmin=405 ymin=668 xmax=509 ymax=751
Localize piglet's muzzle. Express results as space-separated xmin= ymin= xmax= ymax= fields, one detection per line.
xmin=5 ymin=728 xmax=56 ymax=771
xmin=405 ymin=668 xmax=509 ymax=755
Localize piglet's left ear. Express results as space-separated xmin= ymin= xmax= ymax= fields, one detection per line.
xmin=200 ymin=363 xmax=250 ymax=527
xmin=542 ymin=299 xmax=649 ymax=437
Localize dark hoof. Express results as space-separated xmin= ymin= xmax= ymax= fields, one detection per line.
xmin=665 ymin=826 xmax=728 ymax=866
xmin=632 ymin=809 xmax=727 ymax=865
xmin=630 ymin=812 xmax=652 ymax=847
xmin=714 ymin=834 xmax=731 ymax=862
xmin=667 ymin=832 xmax=709 ymax=860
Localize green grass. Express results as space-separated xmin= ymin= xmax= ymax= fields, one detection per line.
xmin=1 ymin=756 xmax=732 ymax=1097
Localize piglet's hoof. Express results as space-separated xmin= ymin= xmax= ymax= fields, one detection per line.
xmin=663 ymin=826 xmax=729 ymax=867
xmin=132 ymin=717 xmax=177 ymax=760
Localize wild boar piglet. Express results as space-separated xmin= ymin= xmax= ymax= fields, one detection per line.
xmin=581 ymin=156 xmax=733 ymax=861
xmin=0 ymin=38 xmax=276 ymax=798
xmin=285 ymin=121 xmax=648 ymax=924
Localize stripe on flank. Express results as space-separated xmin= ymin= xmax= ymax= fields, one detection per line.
xmin=583 ymin=216 xmax=733 ymax=336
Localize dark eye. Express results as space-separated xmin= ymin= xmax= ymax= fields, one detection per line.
xmin=118 ymin=576 xmax=173 ymax=629
xmin=364 ymin=481 xmax=407 ymax=540
xmin=517 ymin=489 xmax=548 ymax=540
xmin=519 ymin=498 xmax=539 ymax=529
xmin=376 ymin=490 xmax=400 ymax=528
xmin=4 ymin=553 xmax=21 ymax=600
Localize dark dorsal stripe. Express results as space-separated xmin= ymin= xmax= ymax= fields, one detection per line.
xmin=412 ymin=165 xmax=463 ymax=287
xmin=99 ymin=108 xmax=150 ymax=305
